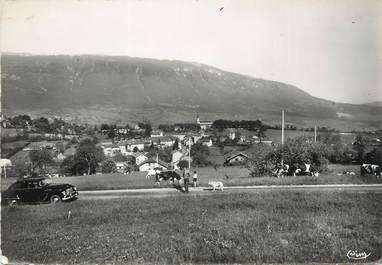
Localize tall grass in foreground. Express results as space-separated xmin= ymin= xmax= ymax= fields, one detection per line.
xmin=2 ymin=191 xmax=381 ymax=264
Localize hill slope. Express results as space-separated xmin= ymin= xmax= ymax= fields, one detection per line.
xmin=1 ymin=54 xmax=381 ymax=129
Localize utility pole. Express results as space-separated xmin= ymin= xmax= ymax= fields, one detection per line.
xmin=314 ymin=125 xmax=317 ymax=144
xmin=188 ymin=137 xmax=191 ymax=169
xmin=281 ymin=109 xmax=285 ymax=168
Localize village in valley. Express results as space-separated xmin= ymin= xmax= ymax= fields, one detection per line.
xmin=1 ymin=114 xmax=270 ymax=177
xmin=1 ymin=111 xmax=381 ymax=180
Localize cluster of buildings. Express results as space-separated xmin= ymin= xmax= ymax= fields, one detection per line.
xmin=98 ymin=131 xmax=212 ymax=172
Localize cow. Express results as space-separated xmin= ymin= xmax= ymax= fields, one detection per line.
xmin=292 ymin=163 xmax=318 ymax=177
xmin=157 ymin=170 xmax=182 ymax=183
xmin=274 ymin=164 xmax=290 ymax=178
xmin=146 ymin=169 xmax=157 ymax=179
xmin=361 ymin=164 xmax=381 ymax=177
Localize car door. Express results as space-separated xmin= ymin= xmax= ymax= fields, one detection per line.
xmin=26 ymin=181 xmax=44 ymax=203
xmin=11 ymin=181 xmax=30 ymax=202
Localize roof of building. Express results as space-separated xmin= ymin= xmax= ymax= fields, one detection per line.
xmin=138 ymin=159 xmax=169 ymax=168
xmin=101 ymin=143 xmax=119 ymax=149
xmin=224 ymin=151 xmax=249 ymax=161
xmin=198 ymin=120 xmax=213 ymax=124
xmin=129 ymin=152 xmax=149 ymax=158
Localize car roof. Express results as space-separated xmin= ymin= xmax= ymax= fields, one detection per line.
xmin=20 ymin=177 xmax=48 ymax=182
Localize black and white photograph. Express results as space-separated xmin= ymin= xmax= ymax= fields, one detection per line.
xmin=0 ymin=0 xmax=381 ymax=264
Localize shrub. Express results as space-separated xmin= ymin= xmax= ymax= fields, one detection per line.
xmin=246 ymin=144 xmax=274 ymax=177
xmin=102 ymin=160 xmax=117 ymax=173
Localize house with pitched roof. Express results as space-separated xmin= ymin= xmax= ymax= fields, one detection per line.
xmin=138 ymin=159 xmax=169 ymax=172
xmin=224 ymin=151 xmax=249 ymax=166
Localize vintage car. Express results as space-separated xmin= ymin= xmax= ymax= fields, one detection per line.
xmin=1 ymin=177 xmax=78 ymax=206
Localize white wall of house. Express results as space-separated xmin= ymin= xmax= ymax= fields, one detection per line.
xmin=135 ymin=155 xmax=148 ymax=165
xmin=127 ymin=144 xmax=145 ymax=152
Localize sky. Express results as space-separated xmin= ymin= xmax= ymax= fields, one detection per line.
xmin=1 ymin=0 xmax=381 ymax=104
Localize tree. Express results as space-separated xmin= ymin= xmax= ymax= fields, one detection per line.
xmin=74 ymin=139 xmax=105 ymax=175
xmin=107 ymin=129 xmax=116 ymax=139
xmin=9 ymin=161 xmax=30 ymax=178
xmin=113 ymin=153 xmax=127 ymax=162
xmin=102 ymin=160 xmax=117 ymax=173
xmin=178 ymin=160 xmax=189 ymax=169
xmin=60 ymin=155 xmax=76 ymax=176
xmin=353 ymin=134 xmax=366 ymax=163
xmin=100 ymin=124 xmax=110 ymax=131
xmin=190 ymin=143 xmax=211 ymax=167
xmin=144 ymin=124 xmax=152 ymax=137
xmin=33 ymin=117 xmax=51 ymax=133
xmin=365 ymin=148 xmax=382 ymax=166
xmin=266 ymin=136 xmax=329 ymax=173
xmin=246 ymin=144 xmax=274 ymax=177
xmin=29 ymin=149 xmax=53 ymax=174
xmin=256 ymin=125 xmax=267 ymax=143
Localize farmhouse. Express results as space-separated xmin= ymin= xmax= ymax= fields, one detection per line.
xmin=138 ymin=159 xmax=169 ymax=172
xmin=150 ymin=136 xmax=175 ymax=149
xmin=150 ymin=130 xmax=164 ymax=138
xmin=119 ymin=139 xmax=146 ymax=153
xmin=23 ymin=141 xmax=57 ymax=151
xmin=198 ymin=137 xmax=213 ymax=147
xmin=170 ymin=133 xmax=187 ymax=141
xmin=224 ymin=151 xmax=249 ymax=165
xmin=130 ymin=152 xmax=149 ymax=165
xmin=99 ymin=142 xmax=120 ymax=157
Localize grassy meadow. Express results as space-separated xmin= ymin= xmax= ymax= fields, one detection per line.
xmin=2 ymin=191 xmax=381 ymax=264
xmin=2 ymin=164 xmax=382 ymax=191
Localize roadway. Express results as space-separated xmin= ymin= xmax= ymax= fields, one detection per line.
xmin=79 ymin=184 xmax=382 ymax=200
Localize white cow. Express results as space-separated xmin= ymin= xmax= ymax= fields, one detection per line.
xmin=146 ymin=169 xmax=157 ymax=179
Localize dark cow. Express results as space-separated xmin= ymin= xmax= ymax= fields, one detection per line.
xmin=361 ymin=164 xmax=381 ymax=177
xmin=157 ymin=170 xmax=182 ymax=183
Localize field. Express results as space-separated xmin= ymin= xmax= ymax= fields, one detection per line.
xmin=2 ymin=191 xmax=381 ymax=264
xmin=0 ymin=140 xmax=30 ymax=158
xmin=2 ymin=164 xmax=382 ymax=191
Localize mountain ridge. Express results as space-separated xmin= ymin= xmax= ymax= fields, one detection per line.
xmin=1 ymin=53 xmax=381 ymax=130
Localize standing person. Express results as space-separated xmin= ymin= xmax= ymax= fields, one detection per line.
xmin=192 ymin=171 xmax=198 ymax=187
xmin=184 ymin=169 xmax=190 ymax=192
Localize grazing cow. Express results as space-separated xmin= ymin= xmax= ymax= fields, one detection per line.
xmin=274 ymin=164 xmax=290 ymax=178
xmin=293 ymin=163 xmax=317 ymax=177
xmin=361 ymin=164 xmax=381 ymax=177
xmin=157 ymin=170 xmax=182 ymax=183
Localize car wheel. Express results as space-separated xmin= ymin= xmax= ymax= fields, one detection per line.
xmin=50 ymin=195 xmax=62 ymax=204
